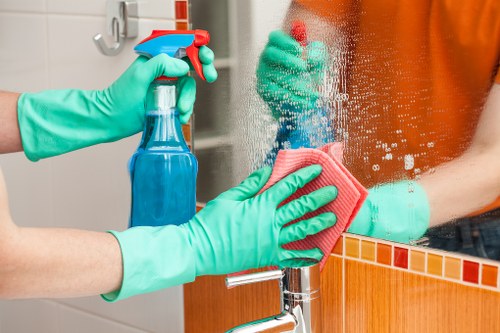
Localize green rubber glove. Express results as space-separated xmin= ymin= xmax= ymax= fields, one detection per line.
xmin=256 ymin=30 xmax=328 ymax=119
xmin=348 ymin=181 xmax=430 ymax=244
xmin=18 ymin=46 xmax=217 ymax=161
xmin=103 ymin=165 xmax=338 ymax=301
xmin=178 ymin=45 xmax=218 ymax=124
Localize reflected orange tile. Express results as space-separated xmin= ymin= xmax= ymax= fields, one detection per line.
xmin=481 ymin=264 xmax=498 ymax=288
xmin=176 ymin=21 xmax=188 ymax=30
xmin=361 ymin=240 xmax=376 ymax=261
xmin=427 ymin=253 xmax=443 ymax=276
xmin=376 ymin=243 xmax=392 ymax=266
xmin=345 ymin=237 xmax=360 ymax=258
xmin=175 ymin=1 xmax=188 ymax=19
xmin=182 ymin=124 xmax=191 ymax=142
xmin=444 ymin=257 xmax=461 ymax=280
xmin=410 ymin=250 xmax=425 ymax=272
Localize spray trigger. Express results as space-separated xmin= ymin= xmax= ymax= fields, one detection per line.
xmin=134 ymin=29 xmax=211 ymax=81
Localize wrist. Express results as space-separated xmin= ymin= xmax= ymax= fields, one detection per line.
xmin=179 ymin=218 xmax=213 ymax=277
xmin=349 ymin=181 xmax=430 ymax=244
xmin=102 ymin=225 xmax=196 ymax=302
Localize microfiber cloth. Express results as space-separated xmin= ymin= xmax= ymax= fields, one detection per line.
xmin=261 ymin=142 xmax=368 ymax=271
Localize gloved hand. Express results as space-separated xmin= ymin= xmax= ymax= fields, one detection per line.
xmin=256 ymin=30 xmax=328 ymax=119
xmin=348 ymin=181 xmax=430 ymax=244
xmin=17 ymin=46 xmax=217 ymax=161
xmin=103 ymin=165 xmax=338 ymax=301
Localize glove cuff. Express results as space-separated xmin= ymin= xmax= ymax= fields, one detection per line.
xmin=102 ymin=225 xmax=196 ymax=302
xmin=17 ymin=90 xmax=136 ymax=161
xmin=377 ymin=181 xmax=430 ymax=243
xmin=350 ymin=181 xmax=430 ymax=244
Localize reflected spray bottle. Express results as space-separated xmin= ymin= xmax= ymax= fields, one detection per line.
xmin=129 ymin=30 xmax=211 ymax=227
xmin=264 ymin=21 xmax=334 ymax=166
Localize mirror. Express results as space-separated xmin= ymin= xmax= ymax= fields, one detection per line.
xmin=192 ymin=0 xmax=500 ymax=262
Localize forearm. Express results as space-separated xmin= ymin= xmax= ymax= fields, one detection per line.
xmin=0 ymin=223 xmax=123 ymax=299
xmin=419 ymin=147 xmax=500 ymax=227
xmin=419 ymin=84 xmax=500 ymax=227
xmin=0 ymin=91 xmax=23 ymax=154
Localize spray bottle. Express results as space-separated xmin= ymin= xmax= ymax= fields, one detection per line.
xmin=264 ymin=21 xmax=334 ymax=166
xmin=129 ymin=30 xmax=210 ymax=227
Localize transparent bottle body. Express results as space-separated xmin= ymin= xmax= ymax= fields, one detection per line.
xmin=129 ymin=81 xmax=198 ymax=227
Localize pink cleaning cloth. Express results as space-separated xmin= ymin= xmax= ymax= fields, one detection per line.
xmin=261 ymin=142 xmax=368 ymax=271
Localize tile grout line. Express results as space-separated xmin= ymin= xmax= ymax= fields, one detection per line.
xmin=498 ymin=263 xmax=500 ymax=291
xmin=0 ymin=9 xmax=177 ymax=21
xmin=478 ymin=262 xmax=483 ymax=286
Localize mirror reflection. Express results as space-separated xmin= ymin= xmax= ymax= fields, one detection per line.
xmin=193 ymin=0 xmax=500 ymax=261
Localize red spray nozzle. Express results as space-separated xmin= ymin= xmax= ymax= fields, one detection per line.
xmin=135 ymin=29 xmax=211 ymax=81
xmin=290 ymin=20 xmax=307 ymax=46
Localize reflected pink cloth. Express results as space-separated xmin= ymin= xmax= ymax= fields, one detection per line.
xmin=261 ymin=143 xmax=368 ymax=271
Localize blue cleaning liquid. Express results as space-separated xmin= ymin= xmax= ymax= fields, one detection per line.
xmin=264 ymin=104 xmax=334 ymax=167
xmin=129 ymin=81 xmax=197 ymax=227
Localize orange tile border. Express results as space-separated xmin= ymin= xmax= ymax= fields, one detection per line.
xmin=376 ymin=243 xmax=392 ymax=266
xmin=427 ymin=253 xmax=443 ymax=276
xmin=361 ymin=240 xmax=376 ymax=261
xmin=482 ymin=264 xmax=498 ymax=288
xmin=410 ymin=250 xmax=426 ymax=273
xmin=345 ymin=237 xmax=360 ymax=258
xmin=444 ymin=257 xmax=461 ymax=280
xmin=334 ymin=233 xmax=500 ymax=293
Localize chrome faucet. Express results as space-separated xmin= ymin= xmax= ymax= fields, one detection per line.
xmin=225 ymin=259 xmax=322 ymax=333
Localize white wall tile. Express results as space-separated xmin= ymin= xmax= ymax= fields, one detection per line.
xmin=57 ymin=303 xmax=149 ymax=333
xmin=47 ymin=0 xmax=105 ymax=17
xmin=47 ymin=15 xmax=129 ymax=90
xmin=47 ymin=0 xmax=176 ymax=20
xmin=57 ymin=286 xmax=184 ymax=333
xmin=47 ymin=16 xmax=176 ymax=89
xmin=138 ymin=0 xmax=175 ymax=20
xmin=0 ymin=154 xmax=54 ymax=227
xmin=0 ymin=0 xmax=46 ymax=13
xmin=49 ymin=137 xmax=135 ymax=232
xmin=0 ymin=13 xmax=48 ymax=91
xmin=0 ymin=300 xmax=59 ymax=333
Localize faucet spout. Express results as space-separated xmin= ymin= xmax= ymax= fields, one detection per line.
xmin=226 ymin=312 xmax=296 ymax=333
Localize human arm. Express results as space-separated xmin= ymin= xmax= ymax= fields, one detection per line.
xmin=0 ymin=167 xmax=123 ymax=299
xmin=0 ymin=165 xmax=337 ymax=300
xmin=103 ymin=165 xmax=337 ymax=301
xmin=256 ymin=2 xmax=334 ymax=120
xmin=348 ymin=84 xmax=500 ymax=243
xmin=419 ymin=83 xmax=500 ymax=226
xmin=10 ymin=47 xmax=216 ymax=161
xmin=0 ymin=91 xmax=22 ymax=154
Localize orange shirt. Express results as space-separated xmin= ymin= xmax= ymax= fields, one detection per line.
xmin=297 ymin=0 xmax=500 ymax=213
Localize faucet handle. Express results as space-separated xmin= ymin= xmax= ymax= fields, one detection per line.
xmin=225 ymin=270 xmax=283 ymax=289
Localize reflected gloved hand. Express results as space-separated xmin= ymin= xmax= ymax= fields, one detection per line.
xmin=17 ymin=46 xmax=217 ymax=161
xmin=256 ymin=30 xmax=328 ymax=119
xmin=103 ymin=165 xmax=338 ymax=302
xmin=348 ymin=181 xmax=430 ymax=244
